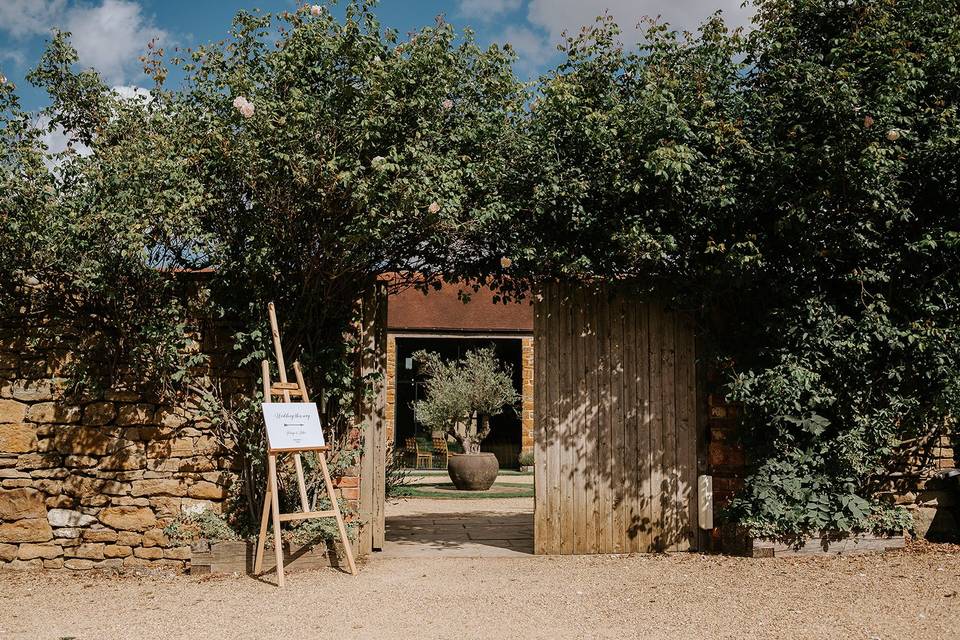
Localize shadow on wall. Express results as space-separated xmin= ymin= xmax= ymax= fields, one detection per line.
xmin=534 ymin=283 xmax=699 ymax=554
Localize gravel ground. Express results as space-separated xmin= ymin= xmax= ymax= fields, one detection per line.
xmin=2 ymin=543 xmax=958 ymax=640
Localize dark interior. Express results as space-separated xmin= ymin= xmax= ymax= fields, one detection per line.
xmin=394 ymin=337 xmax=523 ymax=468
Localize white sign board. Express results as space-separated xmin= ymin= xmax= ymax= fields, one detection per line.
xmin=262 ymin=402 xmax=325 ymax=451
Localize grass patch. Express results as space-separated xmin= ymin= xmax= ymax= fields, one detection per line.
xmin=399 ymin=481 xmax=534 ymax=500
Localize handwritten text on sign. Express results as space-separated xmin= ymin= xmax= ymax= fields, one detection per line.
xmin=262 ymin=402 xmax=325 ymax=451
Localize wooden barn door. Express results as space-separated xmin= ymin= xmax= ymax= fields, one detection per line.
xmin=533 ymin=283 xmax=699 ymax=554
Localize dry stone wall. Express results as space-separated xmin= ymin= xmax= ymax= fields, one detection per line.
xmin=0 ymin=331 xmax=240 ymax=572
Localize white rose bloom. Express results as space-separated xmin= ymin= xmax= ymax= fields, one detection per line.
xmin=310 ymin=5 xmax=322 ymax=17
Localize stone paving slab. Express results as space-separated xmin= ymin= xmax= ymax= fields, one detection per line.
xmin=379 ymin=498 xmax=534 ymax=558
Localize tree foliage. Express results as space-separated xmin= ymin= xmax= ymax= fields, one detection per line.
xmin=413 ymin=347 xmax=519 ymax=454
xmin=511 ymin=0 xmax=960 ymax=540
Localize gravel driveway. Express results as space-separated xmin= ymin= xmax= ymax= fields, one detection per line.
xmin=2 ymin=542 xmax=958 ymax=640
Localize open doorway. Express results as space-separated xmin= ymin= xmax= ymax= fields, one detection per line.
xmin=382 ymin=336 xmax=534 ymax=557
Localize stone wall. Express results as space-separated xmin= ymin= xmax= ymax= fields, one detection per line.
xmin=0 ymin=331 xmax=362 ymax=572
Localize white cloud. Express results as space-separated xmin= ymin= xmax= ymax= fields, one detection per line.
xmin=0 ymin=0 xmax=65 ymax=39
xmin=34 ymin=114 xmax=92 ymax=166
xmin=111 ymin=84 xmax=151 ymax=101
xmin=64 ymin=0 xmax=168 ymax=85
xmin=498 ymin=25 xmax=556 ymax=76
xmin=0 ymin=0 xmax=167 ymax=84
xmin=459 ymin=0 xmax=522 ymax=22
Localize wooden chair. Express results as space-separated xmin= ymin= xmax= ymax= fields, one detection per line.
xmin=405 ymin=437 xmax=432 ymax=469
xmin=432 ymin=437 xmax=450 ymax=469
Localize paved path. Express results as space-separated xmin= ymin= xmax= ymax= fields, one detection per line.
xmin=379 ymin=496 xmax=534 ymax=557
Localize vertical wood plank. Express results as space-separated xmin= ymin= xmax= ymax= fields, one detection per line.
xmin=661 ymin=308 xmax=678 ymax=550
xmin=610 ymin=293 xmax=626 ymax=552
xmin=622 ymin=296 xmax=639 ymax=552
xmin=548 ymin=284 xmax=562 ymax=554
xmin=533 ymin=287 xmax=548 ymax=554
xmin=636 ymin=301 xmax=653 ymax=552
xmin=572 ymin=287 xmax=587 ymax=553
xmin=676 ymin=314 xmax=697 ymax=550
xmin=647 ymin=301 xmax=664 ymax=550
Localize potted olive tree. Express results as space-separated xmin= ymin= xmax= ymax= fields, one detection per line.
xmin=413 ymin=347 xmax=520 ymax=490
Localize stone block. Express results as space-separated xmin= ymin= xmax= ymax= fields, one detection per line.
xmin=0 ymin=518 xmax=53 ymax=543
xmin=5 ymin=558 xmax=43 ymax=570
xmin=133 ymin=546 xmax=164 ymax=559
xmin=0 ymin=469 xmax=30 ymax=479
xmin=103 ymin=544 xmax=132 ymax=558
xmin=1 ymin=479 xmax=31 ymax=488
xmin=116 ymin=404 xmax=155 ymax=426
xmin=97 ymin=506 xmax=157 ymax=531
xmin=149 ymin=497 xmax=182 ymax=517
xmin=0 ymin=423 xmax=37 ymax=453
xmin=45 ymin=495 xmax=73 ymax=509
xmin=82 ymin=528 xmax=118 ymax=543
xmin=96 ymin=558 xmax=123 ymax=571
xmin=26 ymin=402 xmax=80 ymax=424
xmin=103 ymin=389 xmax=139 ymax=402
xmin=131 ymin=478 xmax=187 ymax=498
xmin=63 ymin=455 xmax=98 ymax=468
xmin=0 ymin=399 xmax=27 ymax=423
xmin=42 ymin=558 xmax=63 ymax=569
xmin=187 ymin=481 xmax=226 ymax=500
xmin=142 ymin=528 xmax=170 ymax=548
xmin=116 ymin=531 xmax=142 ymax=546
xmin=9 ymin=381 xmax=54 ymax=402
xmin=0 ymin=487 xmax=46 ymax=519
xmin=0 ymin=543 xmax=17 ymax=561
xmin=63 ymin=474 xmax=105 ymax=497
xmin=68 ymin=543 xmax=104 ymax=560
xmin=164 ymin=546 xmax=191 ymax=560
xmin=16 ymin=453 xmax=60 ymax=470
xmin=50 ymin=427 xmax=121 ymax=456
xmin=122 ymin=555 xmax=152 ymax=568
xmin=47 ymin=508 xmax=97 ymax=528
xmin=82 ymin=402 xmax=116 ymax=426
xmin=18 ymin=543 xmax=62 ymax=560
xmin=63 ymin=558 xmax=95 ymax=570
xmin=99 ymin=447 xmax=147 ymax=471
xmin=54 ymin=527 xmax=81 ymax=539
xmin=27 ymin=468 xmax=67 ymax=479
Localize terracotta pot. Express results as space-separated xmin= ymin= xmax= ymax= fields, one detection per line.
xmin=447 ymin=452 xmax=499 ymax=491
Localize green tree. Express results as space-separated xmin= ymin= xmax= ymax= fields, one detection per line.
xmin=0 ymin=1 xmax=527 ymax=523
xmin=413 ymin=347 xmax=520 ymax=454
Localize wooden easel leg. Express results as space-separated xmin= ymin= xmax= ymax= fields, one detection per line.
xmin=319 ymin=455 xmax=357 ymax=575
xmin=268 ymin=454 xmax=286 ymax=587
xmin=293 ymin=453 xmax=310 ymax=512
xmin=254 ymin=485 xmax=272 ymax=574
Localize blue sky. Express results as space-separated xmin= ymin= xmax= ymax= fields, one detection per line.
xmin=0 ymin=0 xmax=751 ymax=111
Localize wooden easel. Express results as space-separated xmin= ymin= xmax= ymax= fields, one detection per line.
xmin=254 ymin=302 xmax=358 ymax=585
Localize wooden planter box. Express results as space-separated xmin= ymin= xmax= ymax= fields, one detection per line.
xmin=190 ymin=539 xmax=352 ymax=575
xmin=722 ymin=527 xmax=905 ymax=558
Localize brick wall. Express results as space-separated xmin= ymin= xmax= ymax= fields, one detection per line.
xmin=0 ymin=330 xmax=362 ymax=572
xmin=385 ymin=335 xmax=396 ymax=445
xmin=521 ymin=337 xmax=534 ymax=457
